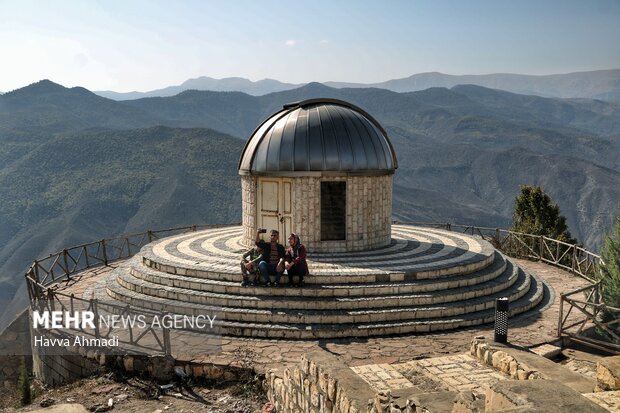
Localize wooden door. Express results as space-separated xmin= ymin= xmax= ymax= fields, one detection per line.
xmin=257 ymin=178 xmax=293 ymax=241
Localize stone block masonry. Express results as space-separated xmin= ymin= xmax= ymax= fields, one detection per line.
xmin=0 ymin=309 xmax=32 ymax=389
xmin=266 ymin=349 xmax=446 ymax=413
xmin=596 ymin=356 xmax=620 ymax=391
xmin=241 ymin=175 xmax=393 ymax=253
xmin=470 ymin=338 xmax=544 ymax=381
xmin=263 ymin=341 xmax=614 ymax=413
xmin=33 ymin=350 xmax=100 ymax=387
xmin=469 ymin=337 xmax=598 ymax=394
xmin=266 ymin=349 xmax=377 ymax=413
xmin=241 ymin=175 xmax=257 ymax=247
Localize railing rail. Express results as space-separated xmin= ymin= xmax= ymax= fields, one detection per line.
xmin=28 ymin=275 xmax=172 ymax=355
xmin=557 ymin=282 xmax=620 ymax=354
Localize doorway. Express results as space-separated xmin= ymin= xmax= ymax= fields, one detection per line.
xmin=257 ymin=178 xmax=293 ymax=241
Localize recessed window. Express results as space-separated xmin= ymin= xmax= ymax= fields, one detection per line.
xmin=321 ymin=181 xmax=346 ymax=241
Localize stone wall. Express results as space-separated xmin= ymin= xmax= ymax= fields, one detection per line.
xmin=596 ymin=356 xmax=620 ymax=391
xmin=33 ymin=345 xmax=251 ymax=387
xmin=33 ymin=350 xmax=101 ymax=386
xmin=241 ymin=175 xmax=257 ymax=247
xmin=0 ymin=309 xmax=32 ymax=389
xmin=470 ymin=338 xmax=544 ymax=380
xmin=266 ymin=349 xmax=436 ymax=413
xmin=266 ymin=350 xmax=375 ymax=413
xmin=241 ymin=174 xmax=393 ymax=253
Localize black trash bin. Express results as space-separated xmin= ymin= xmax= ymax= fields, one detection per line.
xmin=494 ymin=297 xmax=509 ymax=343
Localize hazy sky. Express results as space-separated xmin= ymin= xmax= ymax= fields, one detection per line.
xmin=1 ymin=0 xmax=619 ymax=92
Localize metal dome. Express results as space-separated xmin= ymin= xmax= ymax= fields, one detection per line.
xmin=238 ymin=98 xmax=398 ymax=176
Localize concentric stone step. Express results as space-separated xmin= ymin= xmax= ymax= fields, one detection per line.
xmin=140 ymin=225 xmax=496 ymax=283
xmin=98 ymin=271 xmax=544 ymax=339
xmin=106 ymin=265 xmax=531 ymax=324
xmin=126 ymin=251 xmax=508 ymax=297
xmin=98 ymin=224 xmax=547 ymax=339
xmin=111 ymin=258 xmax=521 ymax=310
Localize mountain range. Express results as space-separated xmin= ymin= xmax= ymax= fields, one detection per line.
xmin=94 ymin=69 xmax=620 ymax=101
xmin=0 ymin=79 xmax=619 ymax=330
xmin=96 ymin=77 xmax=301 ymax=100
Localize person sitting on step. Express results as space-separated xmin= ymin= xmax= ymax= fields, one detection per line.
xmin=240 ymin=241 xmax=265 ymax=287
xmin=256 ymin=229 xmax=285 ymax=287
xmin=285 ymin=233 xmax=307 ymax=287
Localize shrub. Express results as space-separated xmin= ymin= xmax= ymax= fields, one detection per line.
xmin=511 ymin=185 xmax=575 ymax=242
xmin=600 ymin=205 xmax=620 ymax=334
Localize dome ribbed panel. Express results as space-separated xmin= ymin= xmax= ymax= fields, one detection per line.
xmin=238 ymin=99 xmax=396 ymax=175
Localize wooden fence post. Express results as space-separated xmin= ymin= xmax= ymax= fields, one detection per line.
xmin=48 ymin=289 xmax=55 ymax=312
xmin=33 ymin=260 xmax=40 ymax=284
xmin=92 ymin=298 xmax=100 ymax=339
xmin=63 ymin=249 xmax=69 ymax=277
xmin=25 ymin=273 xmax=34 ymax=302
xmin=84 ymin=245 xmax=90 ymax=268
xmin=558 ymin=295 xmax=564 ymax=337
xmin=538 ymin=236 xmax=544 ymax=261
xmin=593 ymin=283 xmax=600 ymax=319
xmin=102 ymin=239 xmax=108 ymax=266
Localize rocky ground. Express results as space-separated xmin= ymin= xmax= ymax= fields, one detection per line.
xmin=0 ymin=374 xmax=268 ymax=413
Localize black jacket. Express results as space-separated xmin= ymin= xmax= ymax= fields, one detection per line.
xmin=257 ymin=240 xmax=285 ymax=264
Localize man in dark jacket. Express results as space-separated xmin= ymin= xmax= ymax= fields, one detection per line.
xmin=256 ymin=229 xmax=285 ymax=287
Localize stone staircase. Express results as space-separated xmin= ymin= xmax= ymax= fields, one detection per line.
xmin=95 ymin=225 xmax=545 ymax=339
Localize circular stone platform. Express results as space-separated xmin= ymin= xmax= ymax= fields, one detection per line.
xmin=96 ymin=225 xmax=545 ymax=339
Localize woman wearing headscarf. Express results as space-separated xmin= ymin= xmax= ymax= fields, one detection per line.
xmin=284 ymin=233 xmax=307 ymax=287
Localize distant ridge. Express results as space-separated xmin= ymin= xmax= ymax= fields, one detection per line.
xmin=0 ymin=79 xmax=163 ymax=135
xmin=96 ymin=76 xmax=302 ymax=100
xmin=325 ymin=69 xmax=620 ymax=100
xmin=93 ymin=69 xmax=620 ymax=101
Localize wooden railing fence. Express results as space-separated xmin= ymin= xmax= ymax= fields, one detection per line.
xmin=25 ymin=223 xmax=238 ymax=356
xmin=557 ymin=282 xmax=620 ymax=353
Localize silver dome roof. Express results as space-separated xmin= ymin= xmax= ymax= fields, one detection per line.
xmin=238 ymin=98 xmax=397 ymax=176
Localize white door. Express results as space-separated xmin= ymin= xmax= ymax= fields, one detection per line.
xmin=257 ymin=178 xmax=293 ymax=241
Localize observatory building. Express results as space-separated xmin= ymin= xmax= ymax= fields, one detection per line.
xmin=238 ymin=98 xmax=398 ymax=252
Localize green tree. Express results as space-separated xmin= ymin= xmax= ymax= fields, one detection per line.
xmin=511 ymin=185 xmax=575 ymax=244
xmin=600 ymin=205 xmax=620 ymax=329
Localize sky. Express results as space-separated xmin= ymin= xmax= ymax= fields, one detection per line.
xmin=1 ymin=0 xmax=619 ymax=92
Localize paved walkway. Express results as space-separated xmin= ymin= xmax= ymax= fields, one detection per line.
xmin=350 ymin=351 xmax=620 ymax=412
xmin=584 ymin=391 xmax=620 ymax=413
xmin=319 ymin=258 xmax=586 ymax=369
xmin=351 ymin=354 xmax=506 ymax=395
